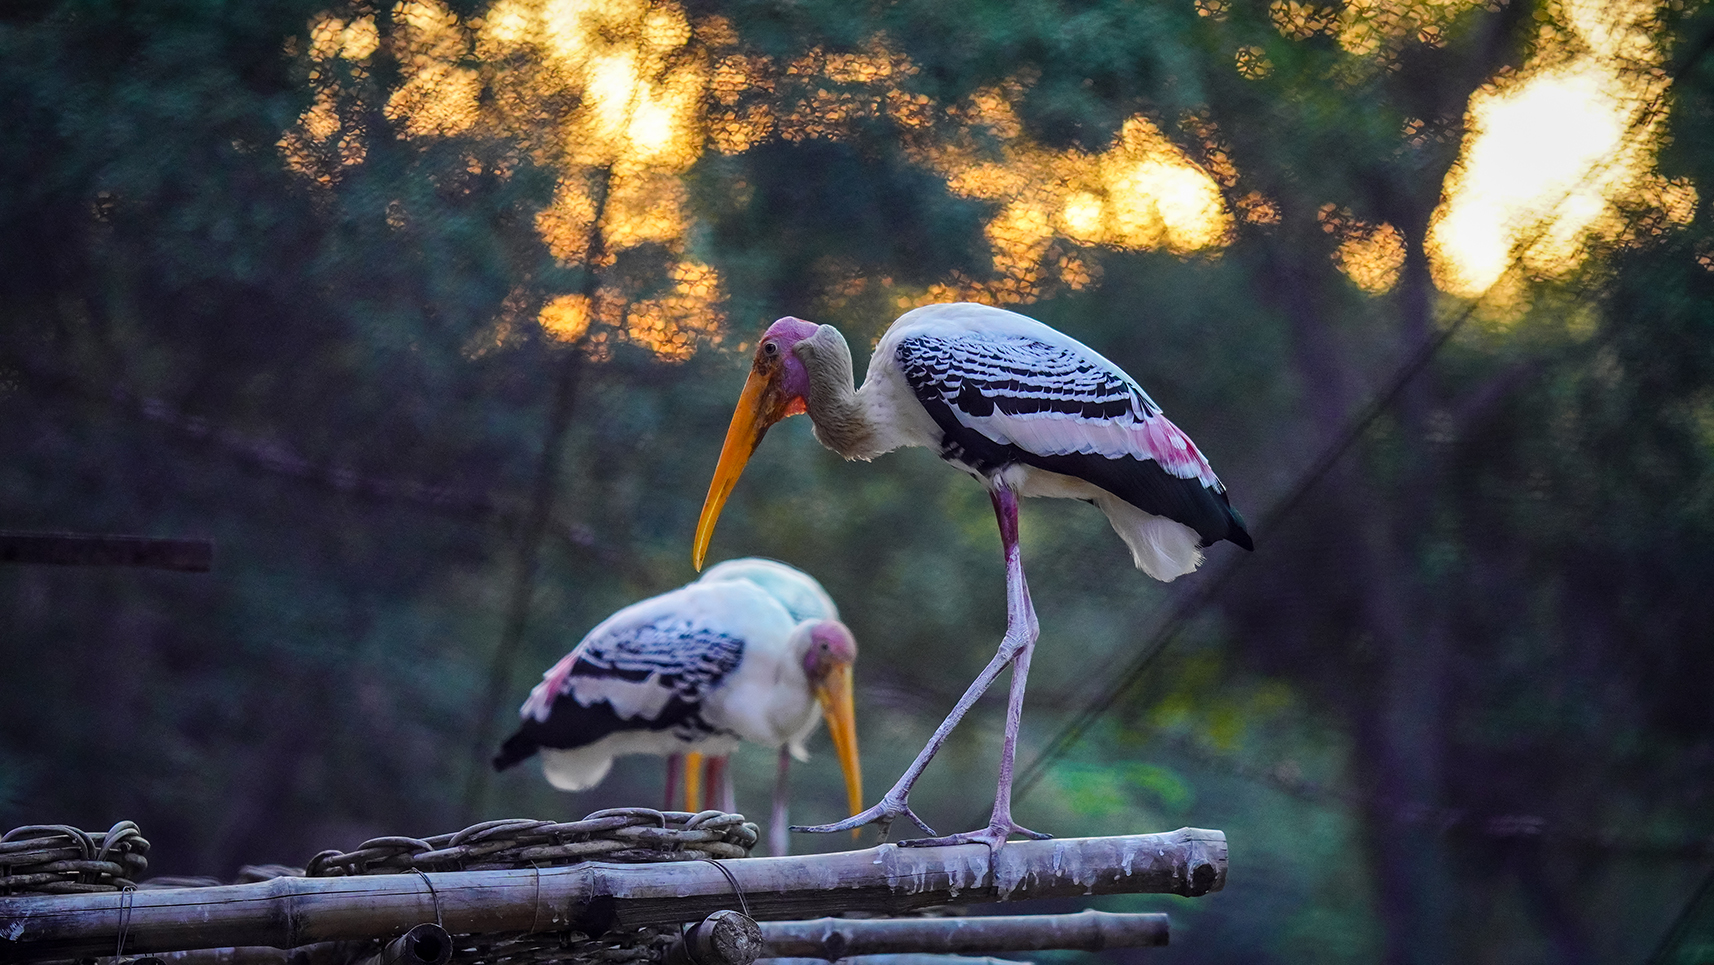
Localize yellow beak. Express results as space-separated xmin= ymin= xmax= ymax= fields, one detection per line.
xmin=694 ymin=369 xmax=786 ymax=570
xmin=813 ymin=663 xmax=864 ymax=834
xmin=683 ymin=751 xmax=705 ymax=813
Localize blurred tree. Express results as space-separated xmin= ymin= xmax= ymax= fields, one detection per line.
xmin=2 ymin=1 xmax=1711 ymax=964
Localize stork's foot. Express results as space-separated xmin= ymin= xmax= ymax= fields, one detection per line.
xmin=898 ymin=820 xmax=1052 ymax=851
xmin=791 ymin=793 xmax=936 ymax=842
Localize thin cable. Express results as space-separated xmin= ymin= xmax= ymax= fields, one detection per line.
xmin=1005 ymin=279 xmax=1466 ymax=807
xmin=409 ymin=869 xmax=445 ymax=929
xmin=693 ymin=858 xmax=752 ymax=919
xmin=115 ymin=885 xmax=136 ymax=959
xmin=1000 ymin=23 xmax=1714 ymax=815
xmin=529 ymin=863 xmax=543 ymax=935
xmin=1644 ymin=862 xmax=1714 ymax=965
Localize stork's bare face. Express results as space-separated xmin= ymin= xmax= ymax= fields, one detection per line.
xmin=692 ymin=317 xmax=820 ymax=570
xmin=802 ymin=620 xmax=863 ymax=825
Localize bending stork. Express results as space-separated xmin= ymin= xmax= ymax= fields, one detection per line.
xmin=693 ymin=302 xmax=1250 ymax=850
xmin=492 ymin=558 xmax=862 ymax=854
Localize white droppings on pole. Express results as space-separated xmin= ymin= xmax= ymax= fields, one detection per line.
xmin=814 ymin=857 xmax=839 ymax=892
xmin=944 ymin=848 xmax=986 ymax=899
xmin=886 ymin=847 xmax=933 ymax=896
xmin=994 ymin=848 xmax=1029 ymax=899
xmin=1119 ymin=839 xmax=1140 ymax=877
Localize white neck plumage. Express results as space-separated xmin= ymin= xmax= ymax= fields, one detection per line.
xmin=797 ymin=325 xmax=879 ymax=460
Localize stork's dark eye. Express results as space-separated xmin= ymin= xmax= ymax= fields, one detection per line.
xmin=762 ymin=340 xmax=780 ymax=357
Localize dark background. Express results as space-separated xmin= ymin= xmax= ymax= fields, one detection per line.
xmin=3 ymin=1 xmax=1712 ymax=962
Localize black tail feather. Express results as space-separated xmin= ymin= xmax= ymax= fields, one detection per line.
xmin=1223 ymin=498 xmax=1254 ymax=551
xmin=492 ymin=731 xmax=539 ymax=772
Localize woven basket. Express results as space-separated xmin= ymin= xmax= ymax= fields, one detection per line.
xmin=303 ymin=808 xmax=761 ymax=965
xmin=0 ymin=821 xmax=150 ymax=895
xmin=305 ymin=808 xmax=758 ymax=876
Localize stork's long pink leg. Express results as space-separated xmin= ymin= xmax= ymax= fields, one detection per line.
xmin=771 ymin=746 xmax=792 ymax=856
xmin=710 ymin=755 xmax=737 ymax=813
xmin=665 ymin=754 xmax=681 ymax=811
xmin=702 ymin=755 xmax=733 ymax=812
xmin=795 ymin=486 xmax=1049 ymax=848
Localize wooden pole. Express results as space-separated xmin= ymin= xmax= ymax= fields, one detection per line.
xmin=757 ymin=910 xmax=1168 ymax=958
xmin=760 ymin=958 xmax=1034 ymax=965
xmin=43 ymin=911 xmax=1170 ymax=965
xmin=351 ymin=924 xmax=452 ymax=965
xmin=0 ymin=532 xmax=212 ymax=571
xmin=0 ymin=830 xmax=1224 ymax=960
xmin=666 ymin=911 xmax=764 ymax=965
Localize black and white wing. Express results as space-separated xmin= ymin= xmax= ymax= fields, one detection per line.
xmin=891 ymin=314 xmax=1249 ymax=549
xmin=492 ymin=595 xmax=746 ymax=770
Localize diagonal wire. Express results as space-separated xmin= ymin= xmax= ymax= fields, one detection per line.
xmin=998 ymin=19 xmax=1714 ymax=815
xmin=1010 ymin=240 xmax=1714 ymax=856
xmin=1644 ymin=862 xmax=1714 ymax=965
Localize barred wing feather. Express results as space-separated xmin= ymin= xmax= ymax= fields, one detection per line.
xmin=896 ymin=330 xmax=1249 ymax=550
xmin=522 ymin=618 xmax=744 ymax=726
xmin=490 ymin=602 xmax=747 ymax=776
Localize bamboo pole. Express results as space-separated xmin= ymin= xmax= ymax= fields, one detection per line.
xmin=757 ymin=910 xmax=1168 ymax=958
xmin=56 ymin=911 xmax=1168 ymax=965
xmin=760 ymin=958 xmax=1033 ymax=965
xmin=0 ymin=830 xmax=1223 ymax=960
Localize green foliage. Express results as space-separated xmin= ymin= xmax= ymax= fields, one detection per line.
xmin=3 ymin=2 xmax=1714 ymax=964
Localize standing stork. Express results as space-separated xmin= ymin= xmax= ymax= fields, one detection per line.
xmin=492 ymin=559 xmax=862 ymax=854
xmin=693 ymin=302 xmax=1251 ymax=850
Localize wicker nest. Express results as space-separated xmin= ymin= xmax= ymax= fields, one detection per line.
xmin=0 ymin=821 xmax=149 ymax=895
xmin=2 ymin=810 xmax=758 ymax=964
xmin=305 ymin=808 xmax=759 ymax=876
xmin=302 ymin=809 xmax=760 ymax=965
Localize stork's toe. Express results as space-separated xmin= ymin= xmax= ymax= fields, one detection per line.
xmin=792 ymin=794 xmax=936 ymax=839
xmin=897 ymin=820 xmax=1051 ymax=851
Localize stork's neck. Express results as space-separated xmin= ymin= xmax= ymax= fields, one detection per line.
xmin=799 ymin=325 xmax=878 ymax=459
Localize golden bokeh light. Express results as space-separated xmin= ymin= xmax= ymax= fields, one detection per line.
xmin=538 ymin=293 xmax=593 ymax=341
xmin=1235 ymin=45 xmax=1272 ymax=80
xmin=1427 ymin=0 xmax=1694 ymax=301
xmin=281 ymin=0 xmax=1698 ymax=349
xmin=1334 ymin=0 xmax=1498 ymax=62
xmin=620 ymin=259 xmax=725 ymax=361
xmin=914 ymin=103 xmax=1232 ymax=305
xmin=285 ymin=0 xmax=727 ymax=361
xmin=1270 ymin=1 xmax=1339 ymax=42
xmin=283 ymin=2 xmax=1234 ymax=335
xmin=1321 ymin=204 xmax=1406 ymax=294
xmin=385 ymin=2 xmax=481 ymax=139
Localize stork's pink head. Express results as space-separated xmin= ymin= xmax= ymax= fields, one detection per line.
xmin=759 ymin=316 xmax=820 ymax=403
xmin=795 ymin=618 xmax=862 ymax=824
xmin=693 ymin=315 xmax=823 ymax=570
xmin=800 ymin=618 xmax=857 ymax=681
